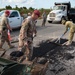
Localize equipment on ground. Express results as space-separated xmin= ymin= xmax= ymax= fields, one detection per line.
xmin=55 ymin=34 xmax=65 ymax=43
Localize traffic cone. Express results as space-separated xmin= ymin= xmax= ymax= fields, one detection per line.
xmin=8 ymin=30 xmax=12 ymax=41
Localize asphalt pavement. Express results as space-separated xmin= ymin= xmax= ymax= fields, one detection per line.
xmin=3 ymin=19 xmax=67 ymax=49
xmin=1 ymin=19 xmax=75 ymax=75
xmin=2 ymin=19 xmax=75 ymax=61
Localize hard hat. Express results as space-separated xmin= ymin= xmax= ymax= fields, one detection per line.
xmin=33 ymin=10 xmax=40 ymax=17
xmin=5 ymin=10 xmax=10 ymax=15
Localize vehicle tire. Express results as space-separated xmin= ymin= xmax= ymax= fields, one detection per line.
xmin=61 ymin=17 xmax=66 ymax=24
xmin=48 ymin=21 xmax=52 ymax=23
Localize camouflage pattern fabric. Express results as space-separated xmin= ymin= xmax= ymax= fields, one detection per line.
xmin=18 ymin=17 xmax=36 ymax=60
xmin=42 ymin=12 xmax=47 ymax=26
xmin=0 ymin=16 xmax=8 ymax=31
xmin=0 ymin=30 xmax=10 ymax=47
xmin=65 ymin=21 xmax=75 ymax=44
xmin=0 ymin=15 xmax=10 ymax=48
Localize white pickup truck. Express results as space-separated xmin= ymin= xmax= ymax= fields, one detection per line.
xmin=0 ymin=10 xmax=24 ymax=29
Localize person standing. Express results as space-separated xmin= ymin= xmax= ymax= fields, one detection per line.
xmin=18 ymin=10 xmax=40 ymax=61
xmin=27 ymin=12 xmax=37 ymax=24
xmin=0 ymin=10 xmax=14 ymax=50
xmin=41 ymin=11 xmax=47 ymax=26
xmin=27 ymin=12 xmax=32 ymax=19
xmin=62 ymin=20 xmax=75 ymax=45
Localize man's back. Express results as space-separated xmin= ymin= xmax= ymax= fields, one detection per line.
xmin=0 ymin=15 xmax=8 ymax=31
xmin=65 ymin=21 xmax=75 ymax=32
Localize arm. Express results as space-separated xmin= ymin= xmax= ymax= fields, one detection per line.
xmin=63 ymin=23 xmax=69 ymax=35
xmin=33 ymin=21 xmax=37 ymax=37
xmin=6 ymin=24 xmax=12 ymax=31
xmin=20 ymin=20 xmax=29 ymax=41
xmin=5 ymin=18 xmax=12 ymax=31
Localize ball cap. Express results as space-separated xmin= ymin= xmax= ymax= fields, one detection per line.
xmin=5 ymin=10 xmax=10 ymax=15
xmin=33 ymin=10 xmax=40 ymax=17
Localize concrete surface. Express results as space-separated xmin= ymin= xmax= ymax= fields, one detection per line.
xmin=1 ymin=19 xmax=75 ymax=75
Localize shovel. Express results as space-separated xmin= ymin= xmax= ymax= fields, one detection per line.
xmin=55 ymin=34 xmax=64 ymax=44
xmin=55 ymin=27 xmax=70 ymax=44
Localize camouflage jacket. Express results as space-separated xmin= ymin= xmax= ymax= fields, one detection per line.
xmin=65 ymin=21 xmax=75 ymax=33
xmin=19 ymin=17 xmax=36 ymax=41
xmin=0 ymin=15 xmax=8 ymax=31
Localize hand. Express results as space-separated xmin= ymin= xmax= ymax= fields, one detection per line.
xmin=10 ymin=28 xmax=12 ymax=31
xmin=24 ymin=42 xmax=28 ymax=46
xmin=7 ymin=24 xmax=12 ymax=31
xmin=33 ymin=33 xmax=37 ymax=38
xmin=0 ymin=31 xmax=2 ymax=35
xmin=0 ymin=31 xmax=1 ymax=35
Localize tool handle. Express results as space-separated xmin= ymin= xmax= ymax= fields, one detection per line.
xmin=60 ymin=34 xmax=64 ymax=38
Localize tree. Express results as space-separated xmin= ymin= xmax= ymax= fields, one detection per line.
xmin=15 ymin=5 xmax=18 ymax=9
xmin=29 ymin=7 xmax=34 ymax=11
xmin=23 ymin=7 xmax=27 ymax=10
xmin=5 ymin=5 xmax=12 ymax=9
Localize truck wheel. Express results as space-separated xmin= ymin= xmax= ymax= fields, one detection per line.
xmin=48 ymin=21 xmax=52 ymax=23
xmin=61 ymin=17 xmax=65 ymax=24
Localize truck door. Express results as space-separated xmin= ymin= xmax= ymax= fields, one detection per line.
xmin=8 ymin=11 xmax=21 ymax=28
xmin=62 ymin=6 xmax=67 ymax=16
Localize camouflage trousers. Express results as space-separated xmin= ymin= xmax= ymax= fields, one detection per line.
xmin=42 ymin=18 xmax=46 ymax=26
xmin=18 ymin=37 xmax=33 ymax=60
xmin=0 ymin=30 xmax=10 ymax=48
xmin=68 ymin=32 xmax=75 ymax=44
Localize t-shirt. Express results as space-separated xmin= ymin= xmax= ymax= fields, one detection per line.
xmin=0 ymin=15 xmax=8 ymax=31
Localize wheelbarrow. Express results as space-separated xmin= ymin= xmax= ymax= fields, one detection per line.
xmin=0 ymin=57 xmax=32 ymax=75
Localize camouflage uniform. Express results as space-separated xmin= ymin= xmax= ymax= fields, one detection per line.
xmin=65 ymin=21 xmax=75 ymax=44
xmin=0 ymin=16 xmax=11 ymax=49
xmin=18 ymin=17 xmax=36 ymax=60
xmin=42 ymin=12 xmax=47 ymax=26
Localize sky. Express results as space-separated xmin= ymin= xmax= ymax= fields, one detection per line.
xmin=0 ymin=0 xmax=75 ymax=9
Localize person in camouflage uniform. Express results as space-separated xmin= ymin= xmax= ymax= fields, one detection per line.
xmin=18 ymin=10 xmax=40 ymax=61
xmin=62 ymin=20 xmax=75 ymax=45
xmin=41 ymin=11 xmax=47 ymax=26
xmin=0 ymin=10 xmax=14 ymax=51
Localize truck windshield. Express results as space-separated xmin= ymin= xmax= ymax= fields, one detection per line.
xmin=53 ymin=6 xmax=65 ymax=10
